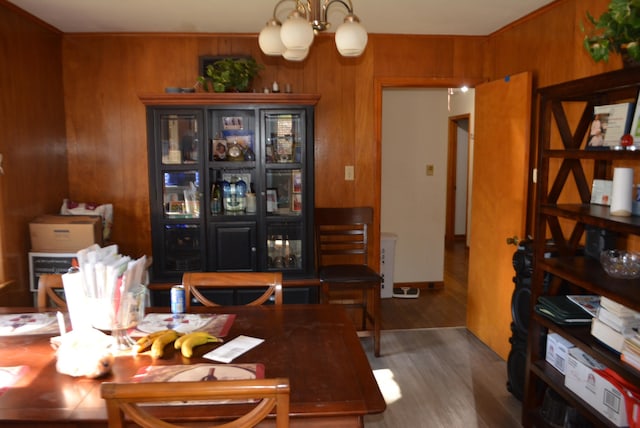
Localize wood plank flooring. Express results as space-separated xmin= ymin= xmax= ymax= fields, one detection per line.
xmin=365 ymin=241 xmax=523 ymax=427
xmin=380 ymin=240 xmax=469 ymax=330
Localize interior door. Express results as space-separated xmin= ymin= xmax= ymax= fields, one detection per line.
xmin=466 ymin=72 xmax=532 ymax=360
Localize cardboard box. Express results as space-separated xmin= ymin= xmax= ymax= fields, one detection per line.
xmin=30 ymin=215 xmax=102 ymax=252
xmin=564 ymin=347 xmax=632 ymax=427
xmin=545 ymin=332 xmax=575 ymax=375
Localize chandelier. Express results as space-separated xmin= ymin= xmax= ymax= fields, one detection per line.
xmin=259 ymin=0 xmax=368 ymax=61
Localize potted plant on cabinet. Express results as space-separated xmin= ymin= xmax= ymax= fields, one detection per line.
xmin=197 ymin=57 xmax=264 ymax=93
xmin=582 ymin=0 xmax=640 ymax=66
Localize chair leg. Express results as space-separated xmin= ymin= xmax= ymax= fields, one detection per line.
xmin=373 ymin=285 xmax=381 ymax=357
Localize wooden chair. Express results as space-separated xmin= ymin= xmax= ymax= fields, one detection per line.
xmin=37 ymin=273 xmax=67 ymax=310
xmin=314 ymin=207 xmax=382 ymax=357
xmin=182 ymin=272 xmax=283 ymax=310
xmin=100 ymin=377 xmax=290 ymax=428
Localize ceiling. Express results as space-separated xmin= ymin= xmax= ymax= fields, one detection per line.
xmin=8 ymin=0 xmax=555 ymax=36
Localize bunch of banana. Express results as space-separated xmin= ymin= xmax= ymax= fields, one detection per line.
xmin=135 ymin=329 xmax=182 ymax=358
xmin=174 ymin=331 xmax=222 ymax=358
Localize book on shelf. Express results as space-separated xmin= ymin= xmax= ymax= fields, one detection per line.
xmin=534 ymin=295 xmax=593 ymax=325
xmin=597 ymin=306 xmax=640 ymax=336
xmin=586 ymin=102 xmax=634 ymax=150
xmin=567 ymin=295 xmax=600 ymax=317
xmin=622 ymin=333 xmax=640 ymax=371
xmin=591 ymin=317 xmax=630 ymax=354
xmin=600 ymin=296 xmax=640 ymax=318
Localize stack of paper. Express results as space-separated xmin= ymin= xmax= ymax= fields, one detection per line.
xmin=591 ymin=296 xmax=640 ymax=354
xmin=62 ymin=244 xmax=148 ymax=332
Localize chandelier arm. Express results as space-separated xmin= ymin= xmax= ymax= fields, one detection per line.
xmin=314 ymin=0 xmax=355 ymax=31
xmin=271 ymin=0 xmax=302 ymax=21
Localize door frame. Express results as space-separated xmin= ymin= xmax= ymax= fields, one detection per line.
xmin=445 ymin=114 xmax=471 ymax=247
xmin=374 ymin=78 xmax=484 ymax=251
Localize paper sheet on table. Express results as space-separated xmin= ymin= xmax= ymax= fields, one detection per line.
xmin=203 ymin=335 xmax=264 ymax=363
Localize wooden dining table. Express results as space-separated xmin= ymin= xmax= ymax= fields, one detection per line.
xmin=0 ymin=304 xmax=385 ymax=427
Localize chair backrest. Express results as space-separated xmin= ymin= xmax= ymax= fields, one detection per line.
xmin=37 ymin=274 xmax=67 ymax=310
xmin=182 ymin=272 xmax=283 ymax=310
xmin=100 ymin=377 xmax=290 ymax=428
xmin=315 ymin=207 xmax=374 ymax=268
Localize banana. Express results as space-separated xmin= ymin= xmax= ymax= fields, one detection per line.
xmin=174 ymin=331 xmax=211 ymax=349
xmin=150 ymin=330 xmax=180 ymax=358
xmin=135 ymin=329 xmax=175 ymax=353
xmin=179 ymin=332 xmax=222 ymax=358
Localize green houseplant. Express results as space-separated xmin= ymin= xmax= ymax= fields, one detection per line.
xmin=197 ymin=57 xmax=263 ymax=93
xmin=582 ymin=0 xmax=640 ymax=64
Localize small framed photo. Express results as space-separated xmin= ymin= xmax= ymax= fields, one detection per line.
xmin=167 ymin=201 xmax=184 ymax=214
xmin=223 ymin=116 xmax=243 ymax=130
xmin=266 ymin=189 xmax=278 ymax=213
xmin=212 ymin=138 xmax=227 ymax=161
xmin=291 ymin=193 xmax=302 ymax=213
xmin=292 ymin=170 xmax=302 ymax=193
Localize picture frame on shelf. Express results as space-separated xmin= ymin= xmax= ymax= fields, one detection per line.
xmin=629 ymin=90 xmax=640 ymax=150
xmin=586 ymin=102 xmax=634 ymax=150
xmin=212 ymin=137 xmax=227 ymax=161
xmin=222 ymin=116 xmax=243 ymax=130
xmin=291 ymin=193 xmax=302 ymax=213
xmin=590 ymin=179 xmax=612 ymax=206
xmin=292 ymin=170 xmax=302 ymax=193
xmin=266 ymin=189 xmax=278 ymax=213
xmin=167 ymin=201 xmax=185 ymax=214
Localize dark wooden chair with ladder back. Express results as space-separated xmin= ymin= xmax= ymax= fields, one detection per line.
xmin=182 ymin=271 xmax=283 ymax=310
xmin=314 ymin=207 xmax=382 ymax=357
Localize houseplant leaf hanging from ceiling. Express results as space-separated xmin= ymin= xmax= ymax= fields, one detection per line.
xmin=582 ymin=0 xmax=640 ymax=66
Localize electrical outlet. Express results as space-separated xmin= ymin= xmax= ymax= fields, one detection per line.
xmin=345 ymin=165 xmax=355 ymax=181
xmin=426 ymin=164 xmax=434 ymax=176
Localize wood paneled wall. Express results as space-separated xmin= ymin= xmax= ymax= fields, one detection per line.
xmin=60 ymin=32 xmax=489 ymax=267
xmin=0 ymin=2 xmax=68 ymax=305
xmin=0 ymin=0 xmax=623 ymax=303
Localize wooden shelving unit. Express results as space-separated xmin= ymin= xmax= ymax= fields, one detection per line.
xmin=523 ymin=68 xmax=640 ymax=427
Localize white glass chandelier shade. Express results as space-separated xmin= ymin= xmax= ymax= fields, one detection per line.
xmin=335 ymin=16 xmax=367 ymax=57
xmin=280 ymin=11 xmax=314 ymax=51
xmin=283 ymin=48 xmax=309 ymax=61
xmin=258 ymin=0 xmax=367 ymax=61
xmin=258 ymin=19 xmax=286 ymax=56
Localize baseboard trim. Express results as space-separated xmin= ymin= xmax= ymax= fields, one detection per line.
xmin=394 ymin=281 xmax=444 ymax=290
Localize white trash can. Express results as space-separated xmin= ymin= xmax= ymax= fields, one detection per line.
xmin=380 ymin=233 xmax=397 ymax=299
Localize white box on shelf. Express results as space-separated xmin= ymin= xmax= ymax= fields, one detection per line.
xmin=564 ymin=348 xmax=632 ymax=427
xmin=545 ymin=332 xmax=575 ymax=375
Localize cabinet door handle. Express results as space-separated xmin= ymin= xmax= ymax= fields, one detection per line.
xmin=506 ymin=236 xmax=519 ymax=246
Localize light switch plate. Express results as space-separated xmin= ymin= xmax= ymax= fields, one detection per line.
xmin=345 ymin=165 xmax=354 ymax=181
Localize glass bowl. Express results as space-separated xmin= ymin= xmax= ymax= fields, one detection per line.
xmin=600 ymin=250 xmax=640 ymax=279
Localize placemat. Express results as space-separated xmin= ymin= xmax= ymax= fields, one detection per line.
xmin=131 ymin=363 xmax=264 ymax=406
xmin=134 ymin=313 xmax=236 ymax=338
xmin=0 ymin=313 xmax=60 ymax=336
